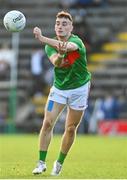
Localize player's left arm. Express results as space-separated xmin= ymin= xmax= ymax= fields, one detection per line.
xmin=46 ymin=42 xmax=69 ymax=67
xmin=33 ymin=27 xmax=78 ymax=52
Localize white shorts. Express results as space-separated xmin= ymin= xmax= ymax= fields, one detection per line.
xmin=48 ymin=81 xmax=91 ymax=110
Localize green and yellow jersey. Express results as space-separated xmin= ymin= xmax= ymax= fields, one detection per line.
xmin=45 ymin=34 xmax=91 ymax=90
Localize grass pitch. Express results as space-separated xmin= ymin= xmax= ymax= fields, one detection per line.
xmin=0 ymin=134 xmax=127 ymax=179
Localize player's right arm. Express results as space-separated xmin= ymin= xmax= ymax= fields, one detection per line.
xmin=33 ymin=27 xmax=78 ymax=52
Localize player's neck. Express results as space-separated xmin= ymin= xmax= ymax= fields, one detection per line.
xmin=57 ymin=33 xmax=71 ymax=41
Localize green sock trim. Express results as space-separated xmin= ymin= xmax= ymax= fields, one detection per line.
xmin=39 ymin=150 xmax=47 ymax=161
xmin=57 ymin=151 xmax=67 ymax=164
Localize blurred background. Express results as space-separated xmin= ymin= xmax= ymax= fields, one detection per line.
xmin=0 ymin=0 xmax=127 ymax=136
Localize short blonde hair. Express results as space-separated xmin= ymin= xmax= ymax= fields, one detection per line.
xmin=56 ymin=11 xmax=73 ymax=22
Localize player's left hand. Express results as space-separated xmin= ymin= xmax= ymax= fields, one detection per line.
xmin=58 ymin=41 xmax=68 ymax=55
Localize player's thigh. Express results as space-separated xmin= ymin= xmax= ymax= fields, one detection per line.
xmin=68 ymin=82 xmax=90 ymax=110
xmin=65 ymin=107 xmax=84 ymax=128
xmin=44 ymin=99 xmax=65 ymax=125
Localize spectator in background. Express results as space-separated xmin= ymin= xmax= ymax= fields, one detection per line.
xmin=100 ymin=93 xmax=120 ymax=119
xmin=89 ymin=93 xmax=121 ymax=133
xmin=0 ymin=43 xmax=14 ymax=81
xmin=44 ymin=67 xmax=54 ymax=87
xmin=30 ymin=49 xmax=46 ymax=96
xmin=116 ymin=94 xmax=127 ymax=119
xmin=89 ymin=97 xmax=104 ymax=133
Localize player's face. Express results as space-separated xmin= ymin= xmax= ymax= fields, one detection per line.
xmin=55 ymin=17 xmax=73 ymax=38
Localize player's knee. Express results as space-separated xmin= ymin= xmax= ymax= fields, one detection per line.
xmin=66 ymin=125 xmax=76 ymax=136
xmin=43 ymin=119 xmax=53 ymax=132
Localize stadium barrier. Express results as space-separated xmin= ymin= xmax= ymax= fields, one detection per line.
xmin=98 ymin=120 xmax=127 ymax=135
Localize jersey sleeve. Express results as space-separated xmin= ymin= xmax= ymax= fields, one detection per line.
xmin=45 ymin=44 xmax=57 ymax=58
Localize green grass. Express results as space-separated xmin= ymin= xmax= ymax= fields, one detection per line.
xmin=0 ymin=134 xmax=127 ymax=179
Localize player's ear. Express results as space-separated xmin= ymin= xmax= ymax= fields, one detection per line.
xmin=71 ymin=24 xmax=73 ymax=32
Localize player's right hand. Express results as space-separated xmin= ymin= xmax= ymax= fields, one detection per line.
xmin=33 ymin=27 xmax=42 ymax=39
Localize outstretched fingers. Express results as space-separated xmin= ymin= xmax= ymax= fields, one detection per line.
xmin=58 ymin=41 xmax=68 ymax=54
